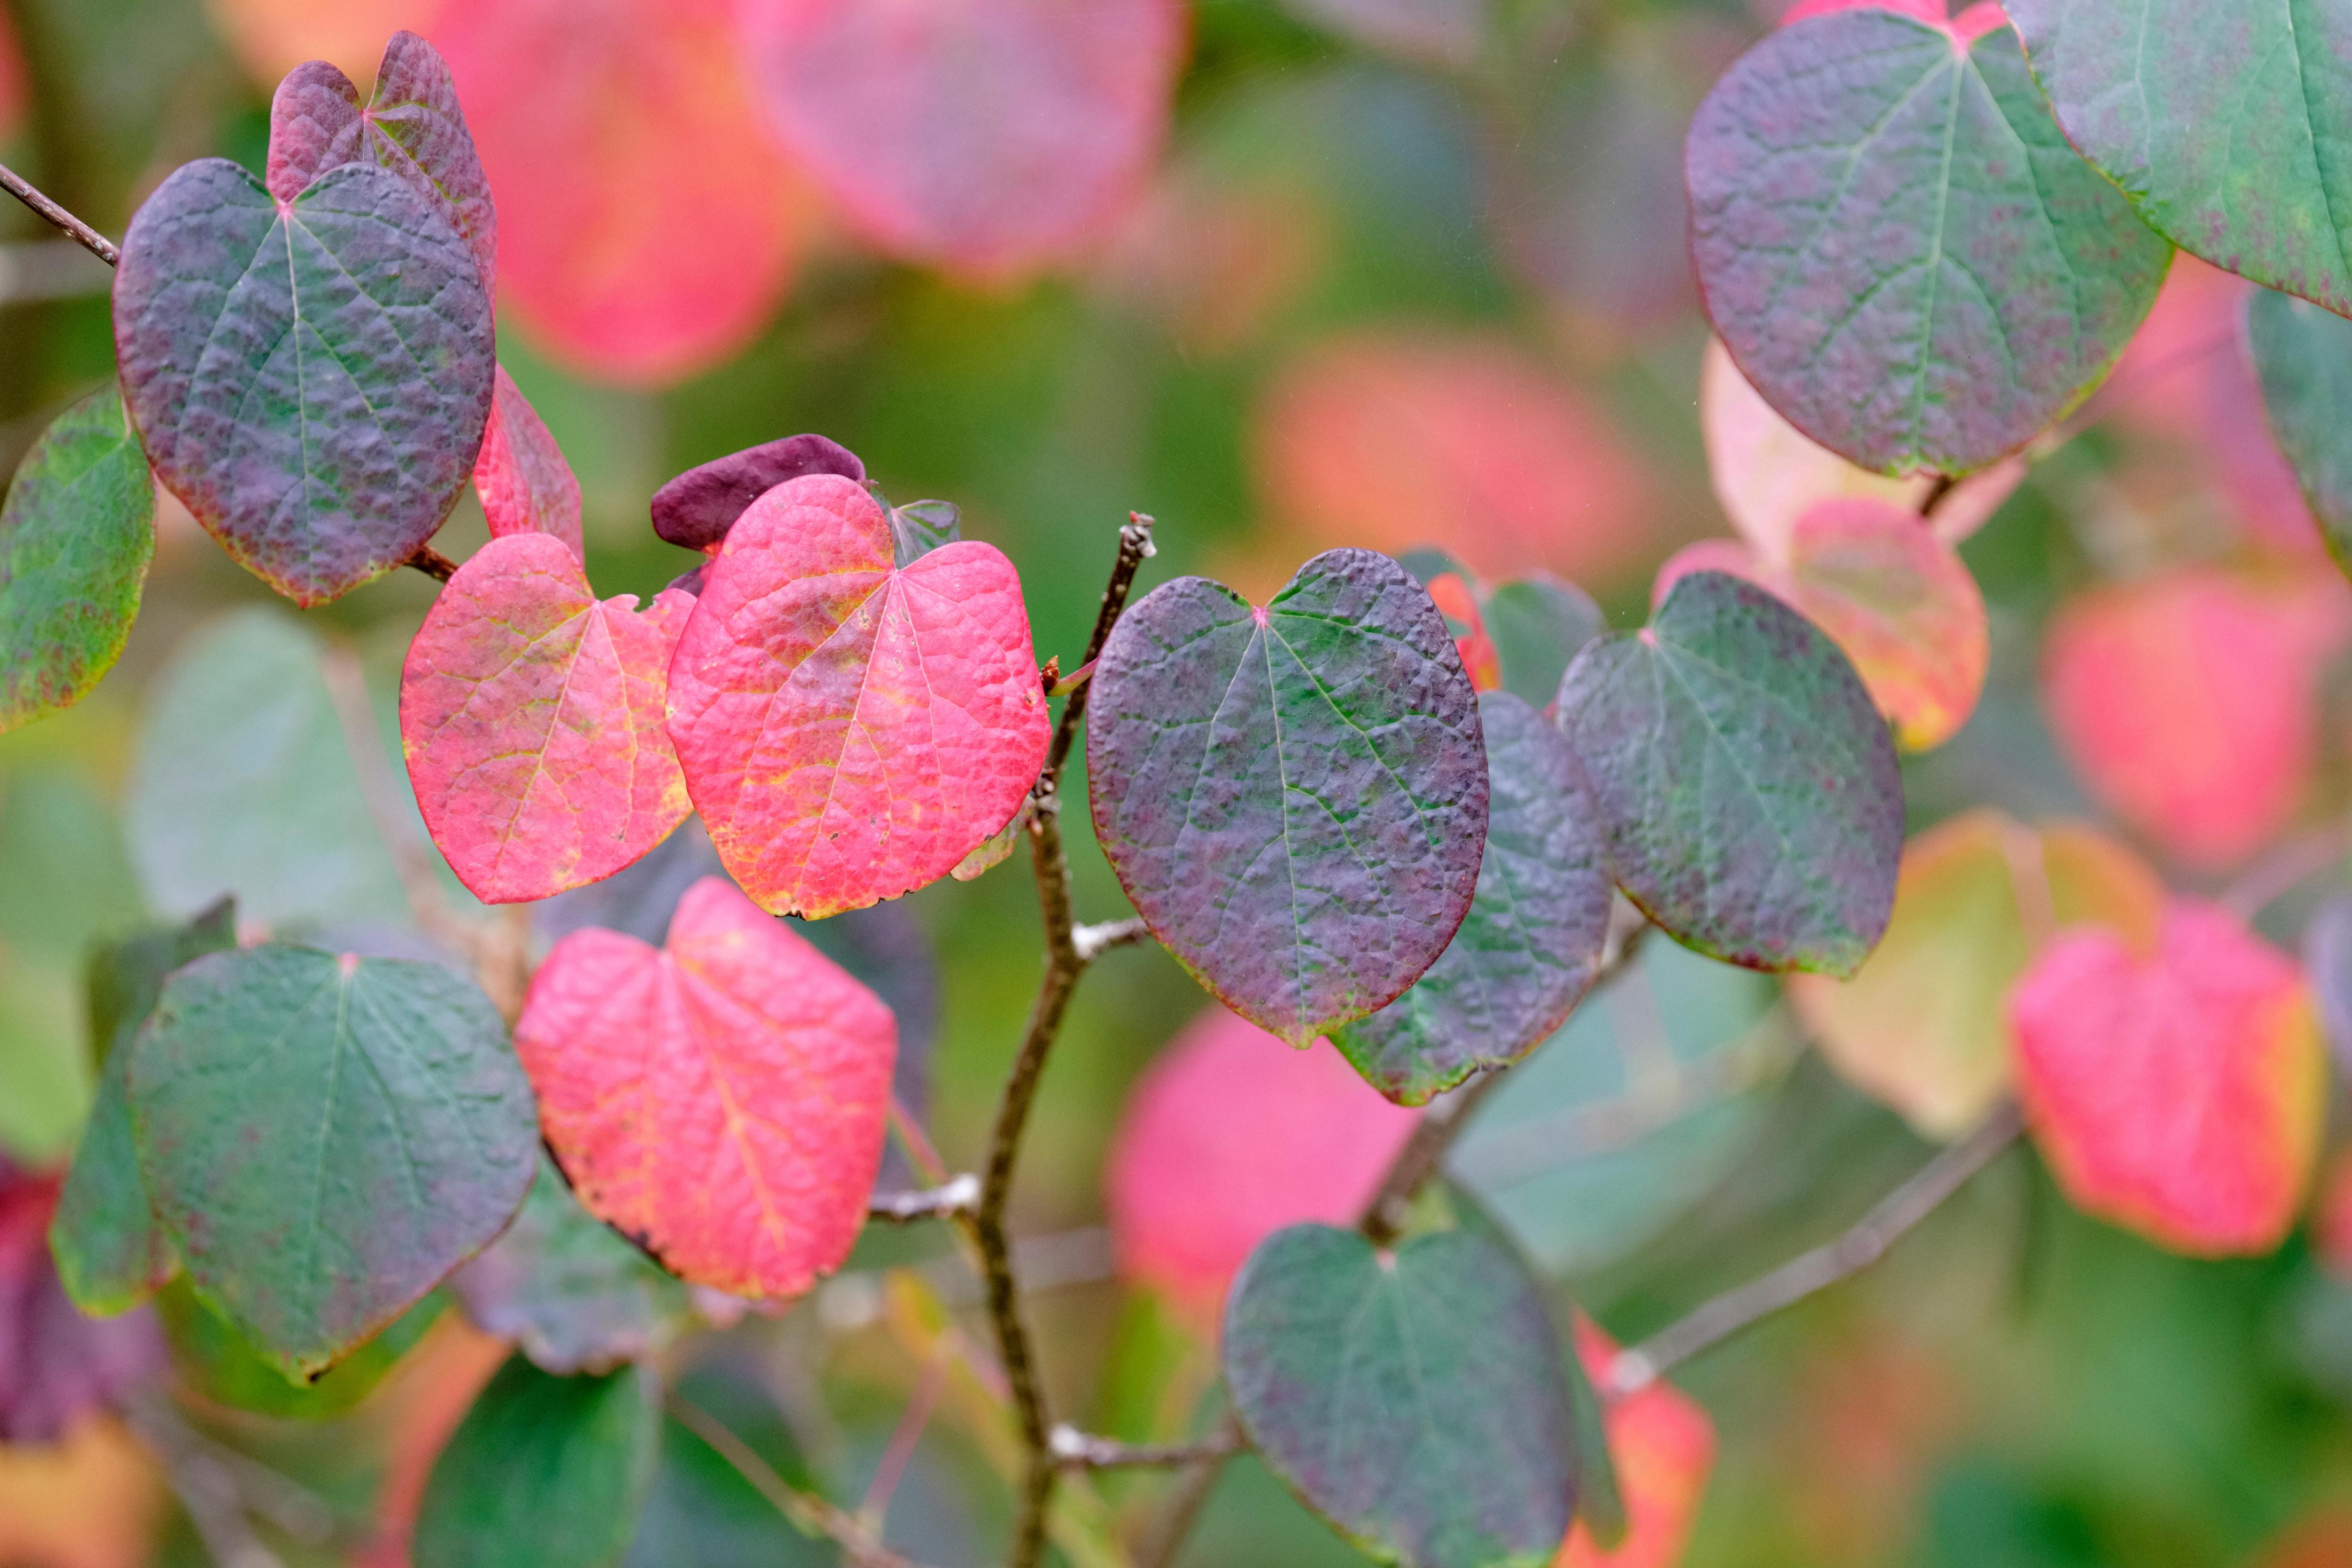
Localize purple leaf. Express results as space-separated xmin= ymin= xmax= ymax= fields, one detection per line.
xmin=649 ymin=435 xmax=866 ymax=551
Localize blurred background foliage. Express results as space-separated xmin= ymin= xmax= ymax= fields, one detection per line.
xmin=6 ymin=0 xmax=2352 ymax=1566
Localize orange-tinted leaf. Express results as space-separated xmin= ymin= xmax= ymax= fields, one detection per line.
xmin=1257 ymin=332 xmax=1657 ymax=585
xmin=207 ymin=0 xmax=440 ymax=82
xmin=2042 ymin=569 xmax=2349 ymax=868
xmin=434 ymin=0 xmax=801 ymax=384
xmin=1425 ymin=571 xmax=1502 ymax=692
xmin=1792 ymin=811 xmax=2163 ymax=1138
xmin=401 ymin=532 xmax=693 ymax=903
xmin=514 ymin=876 xmax=897 ymax=1298
xmin=474 ymin=366 xmax=583 ymax=559
xmin=1557 ymin=1321 xmax=1715 ymax=1568
xmin=2254 ymin=1510 xmax=2352 ymax=1568
xmin=0 ymin=1418 xmax=161 ymax=1568
xmin=666 ymin=474 xmax=1049 ymax=919
xmin=1105 ymin=1007 xmax=1417 ymax=1325
xmin=738 ymin=0 xmax=1184 ymax=278
xmin=2010 ymin=899 xmax=2325 ymax=1255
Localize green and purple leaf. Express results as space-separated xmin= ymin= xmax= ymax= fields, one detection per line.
xmin=649 ymin=434 xmax=865 ymax=552
xmin=1088 ymin=550 xmax=1489 ymax=1046
xmin=1482 ymin=573 xmax=1600 ymax=711
xmin=112 ymin=157 xmax=496 ymax=605
xmin=0 ymin=385 xmax=156 ymax=735
xmin=1330 ymin=692 xmax=1610 ymax=1106
xmin=666 ymin=474 xmax=1049 ymax=919
xmin=2248 ymin=286 xmax=2352 ymax=577
xmin=126 ymin=945 xmax=537 ymax=1379
xmin=1223 ymin=1222 xmax=1578 ymax=1568
xmin=401 ymin=532 xmax=694 ymax=904
xmin=475 ymin=366 xmax=583 ymax=559
xmin=1687 ymin=6 xmax=2169 ymax=475
xmin=1556 ymin=570 xmax=1903 ymax=976
xmin=1 ymin=1165 xmax=165 ymax=1443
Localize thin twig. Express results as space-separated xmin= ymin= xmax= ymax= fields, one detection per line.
xmin=406 ymin=543 xmax=459 ymax=582
xmin=1915 ymin=472 xmax=1958 ymax=518
xmin=667 ymin=1395 xmax=930 ymax=1568
xmin=1136 ymin=1420 xmax=1240 ymax=1568
xmin=974 ymin=512 xmax=1159 ymax=1568
xmin=1605 ymin=1099 xmax=2024 ymax=1398
xmin=1048 ymin=1425 xmax=1243 ymax=1471
xmin=2222 ymin=815 xmax=2352 ymax=919
xmin=868 ymin=1174 xmax=980 ymax=1223
xmin=1073 ymin=916 xmax=1150 ymax=961
xmin=859 ymin=1352 xmax=949 ymax=1526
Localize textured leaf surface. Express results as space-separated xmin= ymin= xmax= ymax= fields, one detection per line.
xmin=739 ymin=0 xmax=1182 ymax=276
xmin=2010 ymin=899 xmax=2324 ymax=1255
xmin=51 ymin=903 xmax=236 ymax=1315
xmin=112 ymin=157 xmax=494 ymax=605
xmin=1557 ymin=570 xmax=1903 ymax=976
xmin=1107 ymin=1007 xmax=1418 ymax=1323
xmin=667 ymin=474 xmax=1048 ymax=919
xmin=1089 ymin=549 xmax=1489 ymax=1045
xmin=414 ymin=1355 xmax=659 ymax=1568
xmin=2009 ymin=0 xmax=2352 ymax=316
xmin=435 ymin=0 xmax=803 ymax=384
xmin=451 ymin=1155 xmax=697 ymax=1377
xmin=127 ymin=610 xmax=408 ymax=928
xmin=1224 ymin=1222 xmax=1577 ymax=1568
xmin=0 ymin=1166 xmax=164 ymax=1443
xmin=1331 ymin=692 xmax=1610 ymax=1105
xmin=1790 ymin=811 xmax=2162 ymax=1138
xmin=2250 ymin=287 xmax=2352 ymax=577
xmin=1687 ymin=8 xmax=2169 ymax=475
xmin=515 ymin=877 xmax=896 ymax=1298
xmin=0 ymin=387 xmax=155 ymax=734
xmin=474 ymin=366 xmax=583 ymax=559
xmin=648 ymin=434 xmax=864 ymax=553
xmin=264 ymin=30 xmax=496 ymax=287
xmin=402 ymin=532 xmax=693 ymax=903
xmin=127 ymin=946 xmax=537 ymax=1377
xmin=1557 ymin=1320 xmax=1716 ymax=1568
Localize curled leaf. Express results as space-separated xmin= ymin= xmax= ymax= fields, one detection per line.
xmin=648 ymin=434 xmax=864 ymax=553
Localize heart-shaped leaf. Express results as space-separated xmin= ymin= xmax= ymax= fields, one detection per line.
xmin=112 ymin=157 xmax=495 ymax=605
xmin=738 ymin=0 xmax=1183 ymax=277
xmin=50 ymin=902 xmax=237 ymax=1315
xmin=401 ymin=532 xmax=694 ymax=904
xmin=2249 ymin=287 xmax=2352 ymax=577
xmin=414 ymin=1355 xmax=660 ymax=1568
xmin=1330 ymin=692 xmax=1611 ymax=1106
xmin=1556 ymin=570 xmax=1904 ymax=977
xmin=1224 ymin=1222 xmax=1577 ymax=1568
xmin=1790 ymin=811 xmax=2162 ymax=1138
xmin=2010 ymin=899 xmax=2325 ymax=1255
xmin=265 ymin=30 xmax=496 ymax=287
xmin=648 ymin=434 xmax=864 ymax=553
xmin=514 ymin=876 xmax=896 ymax=1298
xmin=0 ymin=385 xmax=155 ymax=734
xmin=2009 ymin=0 xmax=2352 ymax=317
xmin=1687 ymin=7 xmax=2170 ymax=475
xmin=0 ymin=1166 xmax=164 ymax=1443
xmin=126 ymin=945 xmax=537 ymax=1378
xmin=451 ymin=1156 xmax=698 ymax=1377
xmin=667 ymin=474 xmax=1049 ymax=919
xmin=474 ymin=366 xmax=583 ymax=560
xmin=1088 ymin=549 xmax=1489 ymax=1045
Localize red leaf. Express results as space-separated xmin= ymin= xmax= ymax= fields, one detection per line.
xmin=433 ymin=0 xmax=803 ymax=384
xmin=1425 ymin=571 xmax=1503 ymax=692
xmin=738 ymin=0 xmax=1184 ymax=278
xmin=0 ymin=1166 xmax=163 ymax=1445
xmin=666 ymin=474 xmax=1049 ymax=919
xmin=1105 ymin=1007 xmax=1417 ymax=1324
xmin=473 ymin=366 xmax=584 ymax=560
xmin=514 ymin=876 xmax=897 ymax=1298
xmin=1557 ymin=1321 xmax=1716 ymax=1568
xmin=401 ymin=532 xmax=693 ymax=903
xmin=2010 ymin=899 xmax=2325 ymax=1255
xmin=1778 ymin=0 xmax=2007 ymax=42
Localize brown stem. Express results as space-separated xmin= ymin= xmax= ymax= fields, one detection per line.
xmin=0 ymin=158 xmax=117 ymax=265
xmin=1605 ymin=1099 xmax=2024 ymax=1398
xmin=667 ymin=1395 xmax=933 ymax=1568
xmin=405 ymin=542 xmax=459 ymax=582
xmin=1047 ymin=1425 xmax=1243 ymax=1471
xmin=1915 ymin=472 xmax=1959 ymax=518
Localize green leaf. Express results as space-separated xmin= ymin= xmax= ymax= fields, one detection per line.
xmin=452 ymin=1156 xmax=698 ymax=1377
xmin=158 ymin=1280 xmax=443 ymax=1420
xmin=2010 ymin=0 xmax=2352 ymax=316
xmin=1087 ymin=549 xmax=1490 ymax=1045
xmin=1330 ymin=692 xmax=1611 ymax=1105
xmin=1557 ymin=570 xmax=1903 ymax=976
xmin=1687 ymin=8 xmax=2169 ymax=476
xmin=2249 ymin=286 xmax=2352 ymax=576
xmin=127 ymin=610 xmax=409 ymax=930
xmin=127 ymin=945 xmax=537 ymax=1379
xmin=415 ymin=1354 xmax=662 ymax=1568
xmin=49 ymin=900 xmax=235 ymax=1316
xmin=0 ymin=386 xmax=156 ymax=735
xmin=888 ymin=497 xmax=962 ymax=566
xmin=1483 ymin=573 xmax=1600 ymax=710
xmin=1223 ymin=1222 xmax=1577 ymax=1568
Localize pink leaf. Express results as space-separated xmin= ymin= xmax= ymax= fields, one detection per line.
xmin=401 ymin=532 xmax=693 ymax=902
xmin=473 ymin=366 xmax=583 ymax=560
xmin=738 ymin=0 xmax=1184 ymax=278
xmin=2009 ymin=899 xmax=2325 ymax=1256
xmin=666 ymin=474 xmax=1049 ymax=919
xmin=514 ymin=876 xmax=896 ymax=1298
